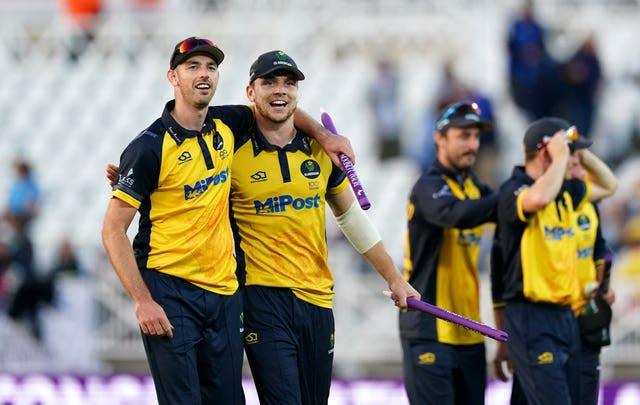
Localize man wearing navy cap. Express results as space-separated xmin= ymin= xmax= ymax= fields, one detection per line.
xmin=492 ymin=117 xmax=617 ymax=405
xmin=234 ymin=50 xmax=419 ymax=405
xmin=400 ymin=102 xmax=497 ymax=405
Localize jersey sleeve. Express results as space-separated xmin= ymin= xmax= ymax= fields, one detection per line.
xmin=413 ymin=175 xmax=497 ymax=228
xmin=498 ymin=179 xmax=528 ymax=227
xmin=210 ymin=105 xmax=254 ymax=141
xmin=111 ymin=131 xmax=161 ymax=209
xmin=326 ymin=162 xmax=348 ymax=195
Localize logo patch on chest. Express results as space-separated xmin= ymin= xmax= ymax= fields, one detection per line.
xmin=300 ymin=159 xmax=320 ymax=179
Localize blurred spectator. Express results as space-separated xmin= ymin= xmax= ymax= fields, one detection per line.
xmin=368 ymin=58 xmax=403 ymax=161
xmin=420 ymin=63 xmax=499 ymax=187
xmin=419 ymin=63 xmax=468 ymax=171
xmin=507 ymin=0 xmax=562 ymax=120
xmin=5 ymin=217 xmax=47 ymax=340
xmin=61 ymin=0 xmax=103 ymax=62
xmin=50 ymin=238 xmax=83 ymax=280
xmin=4 ymin=237 xmax=82 ymax=342
xmin=559 ymin=34 xmax=603 ymax=138
xmin=5 ymin=160 xmax=41 ymax=228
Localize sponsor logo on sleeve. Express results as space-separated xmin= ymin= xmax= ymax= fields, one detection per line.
xmin=118 ymin=168 xmax=135 ymax=187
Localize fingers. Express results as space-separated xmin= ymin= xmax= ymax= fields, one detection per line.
xmin=140 ymin=320 xmax=174 ymax=338
xmin=105 ymin=163 xmax=119 ymax=187
xmin=493 ymin=359 xmax=509 ymax=382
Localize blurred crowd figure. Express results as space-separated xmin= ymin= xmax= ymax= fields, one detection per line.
xmin=1 ymin=159 xmax=81 ymax=341
xmin=61 ymin=0 xmax=103 ymax=62
xmin=368 ymin=58 xmax=403 ymax=161
xmin=420 ymin=63 xmax=499 ymax=188
xmin=507 ymin=0 xmax=603 ymax=139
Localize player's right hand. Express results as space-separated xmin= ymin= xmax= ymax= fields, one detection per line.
xmin=135 ymin=299 xmax=174 ymax=338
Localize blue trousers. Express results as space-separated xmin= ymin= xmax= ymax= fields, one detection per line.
xmin=140 ymin=269 xmax=245 ymax=405
xmin=504 ymin=301 xmax=581 ymax=405
xmin=242 ymin=286 xmax=334 ymax=405
xmin=401 ymin=338 xmax=486 ymax=405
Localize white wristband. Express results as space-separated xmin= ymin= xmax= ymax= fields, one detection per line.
xmin=335 ymin=201 xmax=382 ymax=254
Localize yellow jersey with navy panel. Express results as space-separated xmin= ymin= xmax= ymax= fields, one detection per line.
xmin=572 ymin=202 xmax=607 ymax=315
xmin=230 ymin=127 xmax=348 ymax=309
xmin=399 ymin=159 xmax=497 ymax=345
xmin=112 ymin=100 xmax=253 ymax=295
xmin=494 ymin=166 xmax=590 ymax=306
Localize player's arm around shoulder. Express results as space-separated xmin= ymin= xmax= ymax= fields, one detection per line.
xmin=102 ymin=198 xmax=174 ymax=338
xmin=293 ymin=109 xmax=354 ymax=167
xmin=327 ymin=189 xmax=420 ymax=310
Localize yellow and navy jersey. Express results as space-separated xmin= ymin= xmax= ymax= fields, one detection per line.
xmin=494 ymin=166 xmax=590 ymax=306
xmin=399 ymin=159 xmax=497 ymax=344
xmin=230 ymin=127 xmax=348 ymax=309
xmin=112 ymin=100 xmax=253 ymax=295
xmin=572 ymin=202 xmax=607 ymax=314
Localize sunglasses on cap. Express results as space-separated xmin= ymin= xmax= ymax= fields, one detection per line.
xmin=537 ymin=126 xmax=580 ymax=150
xmin=170 ymin=37 xmax=224 ymax=69
xmin=176 ymin=37 xmax=214 ymax=55
xmin=436 ymin=102 xmax=483 ymax=131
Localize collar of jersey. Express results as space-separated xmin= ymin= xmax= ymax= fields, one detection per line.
xmin=251 ymin=126 xmax=312 ymax=156
xmin=161 ymin=100 xmax=216 ymax=145
xmin=512 ymin=165 xmax=534 ymax=184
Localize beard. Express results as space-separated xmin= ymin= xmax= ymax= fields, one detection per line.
xmin=450 ymin=152 xmax=476 ymax=172
xmin=256 ymin=104 xmax=295 ymax=124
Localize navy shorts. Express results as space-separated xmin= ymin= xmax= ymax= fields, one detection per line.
xmin=140 ymin=269 xmax=245 ymax=405
xmin=401 ymin=338 xmax=486 ymax=405
xmin=242 ymin=286 xmax=334 ymax=405
xmin=504 ymin=301 xmax=581 ymax=405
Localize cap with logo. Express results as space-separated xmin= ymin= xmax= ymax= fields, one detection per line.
xmin=523 ymin=117 xmax=592 ymax=153
xmin=435 ymin=102 xmax=492 ymax=132
xmin=249 ymin=50 xmax=305 ymax=83
xmin=170 ymin=37 xmax=225 ymax=69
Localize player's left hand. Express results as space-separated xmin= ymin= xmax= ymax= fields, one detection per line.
xmin=602 ymin=288 xmax=616 ymax=305
xmin=320 ymin=132 xmax=355 ymax=168
xmin=106 ymin=163 xmax=119 ymax=187
xmin=493 ymin=341 xmax=513 ymax=382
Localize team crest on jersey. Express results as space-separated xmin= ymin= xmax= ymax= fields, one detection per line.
xmin=212 ymin=132 xmax=224 ymax=150
xmin=577 ymin=214 xmax=591 ymax=230
xmin=300 ymin=159 xmax=320 ymax=179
